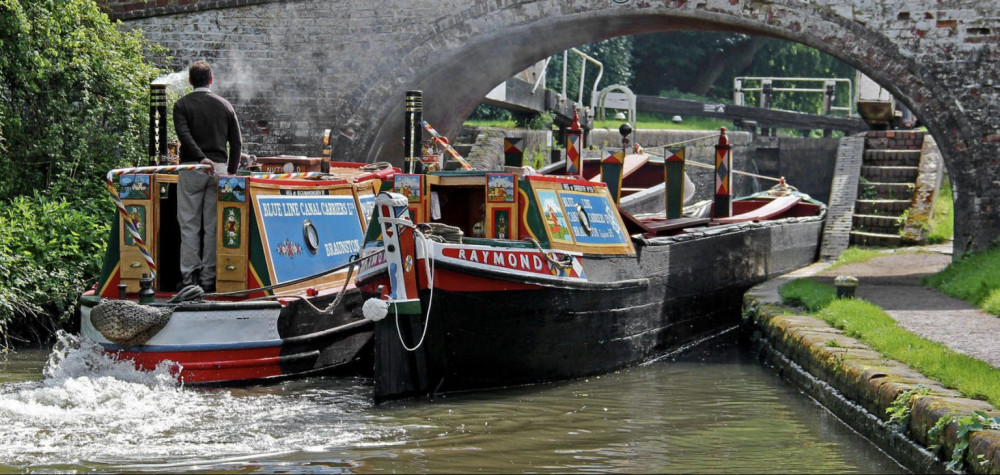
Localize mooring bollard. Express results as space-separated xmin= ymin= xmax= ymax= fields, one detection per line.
xmin=138 ymin=273 xmax=155 ymax=304
xmin=835 ymin=275 xmax=859 ymax=299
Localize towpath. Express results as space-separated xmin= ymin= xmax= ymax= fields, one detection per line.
xmin=754 ymin=240 xmax=1000 ymax=369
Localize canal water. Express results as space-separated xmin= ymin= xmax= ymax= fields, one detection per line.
xmin=0 ymin=332 xmax=905 ymax=473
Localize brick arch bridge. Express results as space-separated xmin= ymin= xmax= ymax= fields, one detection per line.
xmin=108 ymin=0 xmax=1000 ymax=254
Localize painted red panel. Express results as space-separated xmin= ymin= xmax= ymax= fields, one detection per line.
xmin=110 ymin=346 xmax=284 ymax=383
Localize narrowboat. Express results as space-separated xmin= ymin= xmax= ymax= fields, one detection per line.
xmin=77 ymin=159 xmax=395 ymax=385
xmin=354 ymin=114 xmax=825 ymax=401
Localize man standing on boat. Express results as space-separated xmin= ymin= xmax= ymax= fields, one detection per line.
xmin=173 ymin=60 xmax=242 ymax=292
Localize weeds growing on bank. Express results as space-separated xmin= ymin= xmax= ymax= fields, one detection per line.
xmin=778 ymin=279 xmax=1000 ymax=408
xmin=778 ymin=278 xmax=836 ymax=311
xmin=926 ymin=176 xmax=954 ymax=245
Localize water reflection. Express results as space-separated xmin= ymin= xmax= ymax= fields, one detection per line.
xmin=0 ymin=333 xmax=906 ymax=473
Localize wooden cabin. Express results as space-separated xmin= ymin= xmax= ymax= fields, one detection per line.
xmin=376 ymin=169 xmax=635 ymax=256
xmin=97 ymin=160 xmax=383 ymax=299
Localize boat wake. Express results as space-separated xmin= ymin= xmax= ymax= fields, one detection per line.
xmin=0 ymin=332 xmax=380 ymax=472
xmin=42 ymin=330 xmax=180 ymax=385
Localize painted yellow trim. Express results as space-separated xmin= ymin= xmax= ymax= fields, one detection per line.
xmin=98 ymin=262 xmax=121 ymax=297
xmin=248 ymin=262 xmax=272 ymax=296
xmin=519 ymin=187 xmax=540 ymax=242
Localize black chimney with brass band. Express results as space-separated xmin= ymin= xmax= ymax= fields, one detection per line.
xmin=404 ymin=90 xmax=423 ymax=174
xmin=149 ymin=83 xmax=168 ymax=165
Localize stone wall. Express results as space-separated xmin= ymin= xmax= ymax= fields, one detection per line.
xmin=745 ymin=288 xmax=1000 ymax=473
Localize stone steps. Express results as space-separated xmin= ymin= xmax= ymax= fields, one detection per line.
xmin=848 ymin=130 xmax=927 ymax=248
xmin=849 ymin=230 xmax=903 ymax=247
xmin=852 ymin=213 xmax=903 ymax=234
xmin=860 ymin=165 xmax=919 ymax=183
xmin=862 ymin=149 xmax=922 ymax=166
xmin=864 ymin=130 xmax=926 ymax=151
xmin=856 ymin=182 xmax=913 ymax=201
xmin=854 ymin=199 xmax=911 ymax=215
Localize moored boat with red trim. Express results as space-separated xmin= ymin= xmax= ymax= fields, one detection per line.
xmin=353 ymin=94 xmax=825 ymax=401
xmin=354 ymin=168 xmax=824 ymax=401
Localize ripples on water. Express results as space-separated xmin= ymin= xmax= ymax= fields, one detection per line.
xmin=0 ymin=332 xmax=906 ymax=473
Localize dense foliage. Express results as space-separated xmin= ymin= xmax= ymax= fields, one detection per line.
xmin=0 ymin=0 xmax=160 ymax=345
xmin=632 ymin=32 xmax=856 ymax=115
xmin=0 ymin=0 xmax=159 ymax=202
xmin=0 ymin=195 xmax=111 ymax=347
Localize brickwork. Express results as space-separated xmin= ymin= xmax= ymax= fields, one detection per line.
xmin=99 ymin=0 xmax=279 ymax=20
xmin=107 ymin=0 xmax=1000 ymax=254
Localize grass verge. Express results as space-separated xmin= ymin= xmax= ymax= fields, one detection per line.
xmin=926 ymin=175 xmax=954 ymax=244
xmin=779 ymin=278 xmax=1000 ymax=407
xmin=923 ymin=246 xmax=1000 ymax=316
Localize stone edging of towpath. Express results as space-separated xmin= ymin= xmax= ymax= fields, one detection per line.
xmin=743 ymin=293 xmax=1000 ymax=474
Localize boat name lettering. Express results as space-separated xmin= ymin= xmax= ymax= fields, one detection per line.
xmin=560 ymin=183 xmax=595 ymax=193
xmin=281 ymin=189 xmax=327 ymax=196
xmin=359 ymin=250 xmax=386 ymax=272
xmin=449 ymin=248 xmax=549 ymax=272
xmin=260 ymin=201 xmax=356 ymax=218
xmin=325 ymin=239 xmax=361 ymax=257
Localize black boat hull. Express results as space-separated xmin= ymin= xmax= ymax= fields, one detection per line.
xmin=372 ymin=217 xmax=823 ymax=401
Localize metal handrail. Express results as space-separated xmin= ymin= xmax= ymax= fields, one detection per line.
xmin=529 ymin=48 xmax=604 ymax=111
xmin=733 ymin=77 xmax=854 ymax=116
xmin=563 ymin=47 xmax=604 ymax=107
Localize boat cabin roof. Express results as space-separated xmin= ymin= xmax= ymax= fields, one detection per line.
xmin=380 ymin=169 xmax=635 ymax=256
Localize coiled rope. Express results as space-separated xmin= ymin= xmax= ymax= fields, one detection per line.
xmin=417 ymin=222 xmax=464 ymax=243
xmin=285 ymin=261 xmax=356 ymax=315
xmin=361 ymin=161 xmax=394 ymax=172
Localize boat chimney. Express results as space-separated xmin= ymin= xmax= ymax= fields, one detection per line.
xmin=149 ymin=82 xmax=168 ymax=166
xmin=404 ymin=90 xmax=423 ymax=174
xmin=713 ymin=127 xmax=732 ymax=218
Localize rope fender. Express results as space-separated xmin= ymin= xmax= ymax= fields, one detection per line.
xmin=90 ymin=299 xmax=173 ymax=347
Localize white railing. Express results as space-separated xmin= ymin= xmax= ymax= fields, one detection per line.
xmin=733 ymin=77 xmax=854 ymax=116
xmin=531 ymin=48 xmax=604 ymax=110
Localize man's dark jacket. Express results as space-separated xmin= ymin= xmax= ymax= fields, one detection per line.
xmin=174 ymin=89 xmax=242 ymax=174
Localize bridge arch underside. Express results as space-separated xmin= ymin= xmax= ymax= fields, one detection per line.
xmin=130 ymin=0 xmax=999 ymax=254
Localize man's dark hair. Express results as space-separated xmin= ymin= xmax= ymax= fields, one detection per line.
xmin=189 ymin=61 xmax=212 ymax=88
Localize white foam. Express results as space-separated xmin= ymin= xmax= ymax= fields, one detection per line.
xmin=0 ymin=332 xmax=378 ymax=471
